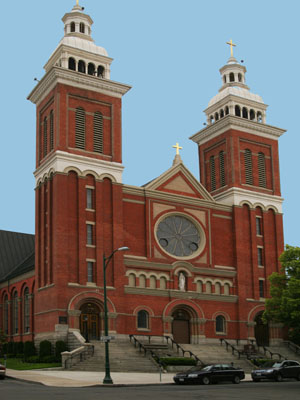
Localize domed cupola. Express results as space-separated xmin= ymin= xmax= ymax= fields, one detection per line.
xmin=205 ymin=40 xmax=267 ymax=126
xmin=62 ymin=1 xmax=93 ymax=41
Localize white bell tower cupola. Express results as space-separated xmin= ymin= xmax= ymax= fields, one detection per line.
xmin=63 ymin=1 xmax=93 ymax=41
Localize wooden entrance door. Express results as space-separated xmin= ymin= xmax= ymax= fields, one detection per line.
xmin=172 ymin=309 xmax=190 ymax=344
xmin=254 ymin=313 xmax=269 ymax=346
xmin=80 ymin=303 xmax=100 ymax=341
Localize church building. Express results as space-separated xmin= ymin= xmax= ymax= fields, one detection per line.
xmin=0 ymin=3 xmax=285 ymax=347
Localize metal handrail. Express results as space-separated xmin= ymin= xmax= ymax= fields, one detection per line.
xmin=285 ymin=340 xmax=300 ymax=355
xmin=164 ymin=336 xmax=204 ymax=366
xmin=249 ymin=339 xmax=286 ymax=360
xmin=129 ymin=334 xmax=163 ymax=367
xmin=219 ymin=338 xmax=243 ymax=359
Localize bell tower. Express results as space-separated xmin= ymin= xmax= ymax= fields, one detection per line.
xmin=28 ymin=2 xmax=131 ymax=340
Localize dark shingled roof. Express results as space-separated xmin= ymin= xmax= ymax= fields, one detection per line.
xmin=0 ymin=230 xmax=35 ymax=282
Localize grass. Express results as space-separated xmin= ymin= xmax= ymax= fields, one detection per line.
xmin=0 ymin=358 xmax=61 ymax=370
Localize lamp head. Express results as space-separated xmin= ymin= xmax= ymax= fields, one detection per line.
xmin=117 ymin=246 xmax=130 ymax=252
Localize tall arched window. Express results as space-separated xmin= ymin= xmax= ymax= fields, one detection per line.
xmin=258 ymin=152 xmax=266 ymax=188
xmin=229 ymin=72 xmax=235 ymax=82
xmin=12 ymin=291 xmax=19 ymax=334
xmin=68 ymin=57 xmax=76 ymax=71
xmin=93 ymin=112 xmax=103 ymax=153
xmin=220 ymin=109 xmax=224 ymax=118
xmin=24 ymin=288 xmax=30 ymax=333
xmin=225 ymin=106 xmax=229 ymax=115
xmin=216 ymin=315 xmax=226 ymax=333
xmin=244 ymin=149 xmax=253 ymax=185
xmin=78 ymin=60 xmax=86 ymax=73
xmin=79 ymin=22 xmax=85 ymax=33
xmin=88 ymin=63 xmax=95 ymax=76
xmin=235 ymin=105 xmax=241 ymax=117
xmin=242 ymin=107 xmax=248 ymax=119
xmin=43 ymin=116 xmax=47 ymax=157
xmin=4 ymin=294 xmax=9 ymax=334
xmin=250 ymin=109 xmax=255 ymax=120
xmin=137 ymin=310 xmax=149 ymax=329
xmin=70 ymin=22 xmax=75 ymax=32
xmin=50 ymin=110 xmax=54 ymax=151
xmin=219 ymin=151 xmax=225 ymax=187
xmin=210 ymin=156 xmax=216 ymax=191
xmin=160 ymin=276 xmax=166 ymax=289
xmin=75 ymin=107 xmax=85 ymax=149
xmin=128 ymin=273 xmax=136 ymax=287
xmin=97 ymin=65 xmax=104 ymax=78
xmin=224 ymin=283 xmax=230 ymax=296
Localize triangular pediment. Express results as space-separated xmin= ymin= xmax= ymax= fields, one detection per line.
xmin=144 ymin=162 xmax=215 ymax=202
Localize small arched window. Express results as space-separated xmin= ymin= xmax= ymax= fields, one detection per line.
xmin=139 ymin=274 xmax=146 ymax=288
xmin=50 ymin=110 xmax=54 ymax=151
xmin=128 ymin=273 xmax=136 ymax=287
xmin=258 ymin=152 xmax=266 ymax=188
xmin=224 ymin=283 xmax=230 ymax=296
xmin=215 ymin=283 xmax=221 ymax=295
xmin=68 ymin=57 xmax=76 ymax=71
xmin=206 ymin=281 xmax=212 ymax=294
xmin=219 ymin=151 xmax=225 ymax=187
xmin=88 ymin=63 xmax=96 ymax=76
xmin=220 ymin=109 xmax=224 ymax=118
xmin=80 ymin=22 xmax=85 ymax=33
xmin=4 ymin=294 xmax=9 ymax=334
xmin=225 ymin=106 xmax=229 ymax=115
xmin=78 ymin=60 xmax=86 ymax=74
xmin=137 ymin=310 xmax=149 ymax=329
xmin=216 ymin=315 xmax=226 ymax=333
xmin=12 ymin=291 xmax=19 ymax=334
xmin=242 ymin=107 xmax=248 ymax=119
xmin=97 ymin=65 xmax=105 ymax=78
xmin=70 ymin=22 xmax=75 ymax=32
xmin=75 ymin=107 xmax=86 ymax=149
xmin=250 ymin=109 xmax=255 ymax=120
xmin=238 ymin=73 xmax=242 ymax=82
xmin=257 ymin=112 xmax=263 ymax=123
xmin=197 ymin=281 xmax=202 ymax=293
xmin=229 ymin=72 xmax=235 ymax=82
xmin=235 ymin=105 xmax=241 ymax=117
xmin=210 ymin=115 xmax=214 ymax=124
xmin=160 ymin=276 xmax=167 ymax=289
xmin=210 ymin=156 xmax=216 ymax=191
xmin=43 ymin=116 xmax=47 ymax=157
xmin=24 ymin=288 xmax=30 ymax=333
xmin=93 ymin=111 xmax=103 ymax=153
xmin=223 ymin=75 xmax=227 ymax=83
xmin=149 ymin=276 xmax=156 ymax=289
xmin=244 ymin=149 xmax=253 ymax=185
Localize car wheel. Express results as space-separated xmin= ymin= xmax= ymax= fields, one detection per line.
xmin=233 ymin=375 xmax=240 ymax=384
xmin=202 ymin=376 xmax=210 ymax=385
xmin=275 ymin=374 xmax=283 ymax=382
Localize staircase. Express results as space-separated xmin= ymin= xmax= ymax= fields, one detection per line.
xmin=261 ymin=342 xmax=300 ymax=363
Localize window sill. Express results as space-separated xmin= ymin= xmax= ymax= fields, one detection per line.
xmin=215 ymin=332 xmax=226 ymax=335
xmin=137 ymin=328 xmax=150 ymax=332
xmin=86 ymin=208 xmax=95 ymax=212
xmin=86 ymin=244 xmax=96 ymax=248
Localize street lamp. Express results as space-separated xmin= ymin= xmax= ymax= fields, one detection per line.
xmin=102 ymin=246 xmax=129 ymax=384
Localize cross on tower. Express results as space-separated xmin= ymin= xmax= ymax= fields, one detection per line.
xmin=226 ymin=39 xmax=236 ymax=57
xmin=173 ymin=142 xmax=182 ymax=155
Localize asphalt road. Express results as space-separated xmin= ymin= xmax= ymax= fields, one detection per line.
xmin=1 ymin=379 xmax=300 ymax=400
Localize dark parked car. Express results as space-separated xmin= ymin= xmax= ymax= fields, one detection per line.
xmin=0 ymin=363 xmax=6 ymax=379
xmin=252 ymin=360 xmax=300 ymax=382
xmin=174 ymin=364 xmax=245 ymax=385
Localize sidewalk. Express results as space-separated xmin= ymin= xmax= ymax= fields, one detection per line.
xmin=6 ymin=369 xmax=253 ymax=387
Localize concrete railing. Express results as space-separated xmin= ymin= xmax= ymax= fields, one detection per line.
xmin=62 ymin=343 xmax=94 ymax=369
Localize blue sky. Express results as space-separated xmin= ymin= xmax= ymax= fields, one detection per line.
xmin=0 ymin=0 xmax=299 ymax=246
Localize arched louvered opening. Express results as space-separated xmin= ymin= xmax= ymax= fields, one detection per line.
xmin=75 ymin=107 xmax=85 ymax=149
xmin=258 ymin=152 xmax=266 ymax=188
xmin=97 ymin=65 xmax=104 ymax=77
xmin=238 ymin=73 xmax=242 ymax=82
xmin=235 ymin=105 xmax=241 ymax=117
xmin=88 ymin=63 xmax=95 ymax=76
xmin=78 ymin=60 xmax=86 ymax=73
xmin=220 ymin=109 xmax=224 ymax=118
xmin=229 ymin=72 xmax=235 ymax=82
xmin=257 ymin=112 xmax=263 ymax=123
xmin=210 ymin=156 xmax=216 ymax=191
xmin=23 ymin=287 xmax=30 ymax=333
xmin=225 ymin=106 xmax=229 ymax=115
xmin=50 ymin=110 xmax=54 ymax=151
xmin=70 ymin=22 xmax=75 ymax=32
xmin=250 ymin=109 xmax=255 ymax=120
xmin=216 ymin=315 xmax=226 ymax=333
xmin=219 ymin=150 xmax=225 ymax=187
xmin=68 ymin=57 xmax=76 ymax=71
xmin=215 ymin=112 xmax=219 ymax=121
xmin=43 ymin=116 xmax=47 ymax=157
xmin=93 ymin=111 xmax=103 ymax=153
xmin=80 ymin=22 xmax=85 ymax=33
xmin=244 ymin=149 xmax=253 ymax=185
xmin=242 ymin=107 xmax=248 ymax=119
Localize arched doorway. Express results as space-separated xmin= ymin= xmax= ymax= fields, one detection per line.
xmin=254 ymin=312 xmax=269 ymax=346
xmin=80 ymin=302 xmax=101 ymax=341
xmin=172 ymin=308 xmax=190 ymax=344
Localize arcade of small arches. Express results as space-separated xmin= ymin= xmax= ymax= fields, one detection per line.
xmin=208 ymin=105 xmax=264 ymax=125
xmin=68 ymin=57 xmax=105 ymax=78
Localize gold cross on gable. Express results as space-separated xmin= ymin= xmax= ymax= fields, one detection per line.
xmin=226 ymin=39 xmax=236 ymax=57
xmin=173 ymin=142 xmax=182 ymax=155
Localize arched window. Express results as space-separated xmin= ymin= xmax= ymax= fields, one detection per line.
xmin=128 ymin=273 xmax=136 ymax=287
xmin=160 ymin=276 xmax=167 ymax=289
xmin=250 ymin=109 xmax=255 ymax=120
xmin=225 ymin=106 xmax=229 ymax=115
xmin=139 ymin=274 xmax=146 ymax=288
xmin=216 ymin=315 xmax=226 ymax=333
xmin=220 ymin=109 xmax=224 ymax=118
xmin=68 ymin=57 xmax=76 ymax=71
xmin=235 ymin=105 xmax=241 ymax=117
xmin=43 ymin=116 xmax=47 ymax=157
xmin=257 ymin=112 xmax=263 ymax=123
xmin=223 ymin=75 xmax=227 ymax=83
xmin=197 ymin=281 xmax=202 ymax=293
xmin=238 ymin=73 xmax=242 ymax=82
xmin=78 ymin=60 xmax=86 ymax=74
xmin=210 ymin=115 xmax=214 ymax=124
xmin=75 ymin=107 xmax=85 ymax=149
xmin=70 ymin=22 xmax=75 ymax=32
xmin=244 ymin=149 xmax=253 ymax=185
xmin=229 ymin=72 xmax=235 ymax=82
xmin=206 ymin=281 xmax=212 ymax=294
xmin=224 ymin=283 xmax=230 ymax=296
xmin=242 ymin=107 xmax=248 ymax=119
xmin=97 ymin=65 xmax=104 ymax=78
xmin=137 ymin=310 xmax=149 ymax=329
xmin=219 ymin=150 xmax=225 ymax=187
xmin=12 ymin=291 xmax=19 ymax=334
xmin=210 ymin=156 xmax=216 ymax=191
xmin=4 ymin=294 xmax=9 ymax=334
xmin=79 ymin=22 xmax=85 ymax=33
xmin=215 ymin=283 xmax=221 ymax=294
xmin=93 ymin=112 xmax=103 ymax=153
xmin=24 ymin=288 xmax=30 ymax=333
xmin=88 ymin=63 xmax=95 ymax=76
xmin=258 ymin=152 xmax=266 ymax=188
xmin=149 ymin=276 xmax=156 ymax=289
xmin=50 ymin=110 xmax=54 ymax=151
xmin=215 ymin=112 xmax=219 ymax=121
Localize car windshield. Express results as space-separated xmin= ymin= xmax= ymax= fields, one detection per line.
xmin=261 ymin=361 xmax=282 ymax=368
xmin=187 ymin=365 xmax=212 ymax=372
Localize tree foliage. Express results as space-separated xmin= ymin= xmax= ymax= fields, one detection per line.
xmin=264 ymin=245 xmax=300 ymax=344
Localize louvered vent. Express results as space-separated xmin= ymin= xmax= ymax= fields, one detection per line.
xmin=244 ymin=149 xmax=253 ymax=185
xmin=75 ymin=107 xmax=85 ymax=149
xmin=210 ymin=156 xmax=216 ymax=191
xmin=50 ymin=111 xmax=54 ymax=151
xmin=258 ymin=152 xmax=266 ymax=188
xmin=219 ymin=151 xmax=225 ymax=187
xmin=43 ymin=117 xmax=47 ymax=157
xmin=94 ymin=111 xmax=103 ymax=153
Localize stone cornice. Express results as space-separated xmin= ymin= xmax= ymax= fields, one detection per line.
xmin=28 ymin=66 xmax=131 ymax=105
xmin=190 ymin=115 xmax=285 ymax=145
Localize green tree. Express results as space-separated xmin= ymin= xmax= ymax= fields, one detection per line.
xmin=264 ymin=245 xmax=300 ymax=344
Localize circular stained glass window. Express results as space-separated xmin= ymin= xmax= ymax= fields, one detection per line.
xmin=156 ymin=215 xmax=201 ymax=257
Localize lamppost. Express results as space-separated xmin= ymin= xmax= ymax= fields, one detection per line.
xmin=102 ymin=246 xmax=129 ymax=384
